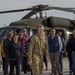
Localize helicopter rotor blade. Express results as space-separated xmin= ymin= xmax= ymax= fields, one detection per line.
xmin=49 ymin=7 xmax=75 ymax=13
xmin=0 ymin=5 xmax=75 ymax=14
xmin=0 ymin=8 xmax=32 ymax=14
xmin=41 ymin=6 xmax=75 ymax=13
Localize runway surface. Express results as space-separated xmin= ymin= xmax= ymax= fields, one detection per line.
xmin=0 ymin=57 xmax=69 ymax=75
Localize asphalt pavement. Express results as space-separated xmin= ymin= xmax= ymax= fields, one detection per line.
xmin=0 ymin=57 xmax=69 ymax=75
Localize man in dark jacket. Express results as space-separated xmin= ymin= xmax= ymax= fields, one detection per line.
xmin=66 ymin=30 xmax=75 ymax=75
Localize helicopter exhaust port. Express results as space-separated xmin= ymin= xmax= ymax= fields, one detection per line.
xmin=42 ymin=16 xmax=75 ymax=30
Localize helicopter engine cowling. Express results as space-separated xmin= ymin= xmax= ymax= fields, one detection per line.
xmin=42 ymin=16 xmax=75 ymax=29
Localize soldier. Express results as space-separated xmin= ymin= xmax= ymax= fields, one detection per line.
xmin=28 ymin=24 xmax=49 ymax=75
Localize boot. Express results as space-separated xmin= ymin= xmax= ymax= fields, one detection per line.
xmin=51 ymin=73 xmax=57 ymax=75
xmin=59 ymin=73 xmax=63 ymax=75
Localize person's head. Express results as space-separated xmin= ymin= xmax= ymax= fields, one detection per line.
xmin=49 ymin=28 xmax=56 ymax=36
xmin=37 ymin=24 xmax=44 ymax=34
xmin=22 ymin=29 xmax=27 ymax=36
xmin=19 ymin=32 xmax=23 ymax=40
xmin=72 ymin=30 xmax=75 ymax=37
xmin=68 ymin=34 xmax=73 ymax=39
xmin=2 ymin=36 xmax=6 ymax=42
xmin=57 ymin=31 xmax=62 ymax=37
xmin=12 ymin=34 xmax=18 ymax=42
xmin=7 ymin=32 xmax=13 ymax=41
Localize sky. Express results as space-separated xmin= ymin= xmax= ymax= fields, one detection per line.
xmin=0 ymin=0 xmax=75 ymax=27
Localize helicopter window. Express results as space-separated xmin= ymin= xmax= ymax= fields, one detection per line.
xmin=16 ymin=29 xmax=21 ymax=34
xmin=32 ymin=29 xmax=37 ymax=34
xmin=0 ymin=29 xmax=6 ymax=37
xmin=3 ymin=28 xmax=16 ymax=36
xmin=26 ymin=28 xmax=30 ymax=35
xmin=44 ymin=30 xmax=49 ymax=36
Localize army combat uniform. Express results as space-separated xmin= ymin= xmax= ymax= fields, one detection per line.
xmin=28 ymin=33 xmax=48 ymax=75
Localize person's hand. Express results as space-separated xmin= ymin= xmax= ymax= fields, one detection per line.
xmin=28 ymin=60 xmax=32 ymax=66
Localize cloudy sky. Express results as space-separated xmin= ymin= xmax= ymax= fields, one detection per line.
xmin=0 ymin=0 xmax=75 ymax=27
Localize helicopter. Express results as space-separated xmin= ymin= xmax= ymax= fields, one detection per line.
xmin=0 ymin=4 xmax=75 ymax=41
xmin=0 ymin=4 xmax=75 ymax=56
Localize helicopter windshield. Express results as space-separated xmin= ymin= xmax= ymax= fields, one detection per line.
xmin=0 ymin=29 xmax=6 ymax=37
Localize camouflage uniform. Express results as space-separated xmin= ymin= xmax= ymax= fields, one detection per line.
xmin=28 ymin=33 xmax=48 ymax=75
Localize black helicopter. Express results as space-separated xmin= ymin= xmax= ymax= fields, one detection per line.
xmin=0 ymin=4 xmax=75 ymax=42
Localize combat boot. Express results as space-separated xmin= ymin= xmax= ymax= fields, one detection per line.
xmin=59 ymin=73 xmax=63 ymax=75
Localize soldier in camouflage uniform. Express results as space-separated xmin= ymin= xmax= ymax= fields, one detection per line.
xmin=28 ymin=24 xmax=49 ymax=75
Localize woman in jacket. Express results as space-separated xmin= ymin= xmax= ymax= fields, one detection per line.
xmin=9 ymin=34 xmax=22 ymax=75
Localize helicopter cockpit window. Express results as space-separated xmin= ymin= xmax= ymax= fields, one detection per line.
xmin=32 ymin=29 xmax=37 ymax=34
xmin=26 ymin=28 xmax=30 ymax=35
xmin=0 ymin=29 xmax=6 ymax=37
xmin=16 ymin=29 xmax=21 ymax=34
xmin=3 ymin=28 xmax=16 ymax=36
xmin=44 ymin=30 xmax=49 ymax=36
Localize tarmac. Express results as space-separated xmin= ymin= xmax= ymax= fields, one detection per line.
xmin=0 ymin=57 xmax=69 ymax=75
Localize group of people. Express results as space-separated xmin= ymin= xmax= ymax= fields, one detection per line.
xmin=0 ymin=29 xmax=31 ymax=75
xmin=1 ymin=32 xmax=22 ymax=75
xmin=0 ymin=24 xmax=75 ymax=75
xmin=28 ymin=25 xmax=66 ymax=75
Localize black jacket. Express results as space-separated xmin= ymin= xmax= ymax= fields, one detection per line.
xmin=66 ymin=37 xmax=75 ymax=53
xmin=3 ymin=39 xmax=11 ymax=59
xmin=9 ymin=41 xmax=22 ymax=59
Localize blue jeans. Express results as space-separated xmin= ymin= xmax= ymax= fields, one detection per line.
xmin=67 ymin=53 xmax=73 ymax=71
xmin=71 ymin=52 xmax=75 ymax=74
xmin=2 ymin=57 xmax=8 ymax=75
xmin=59 ymin=52 xmax=63 ymax=72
